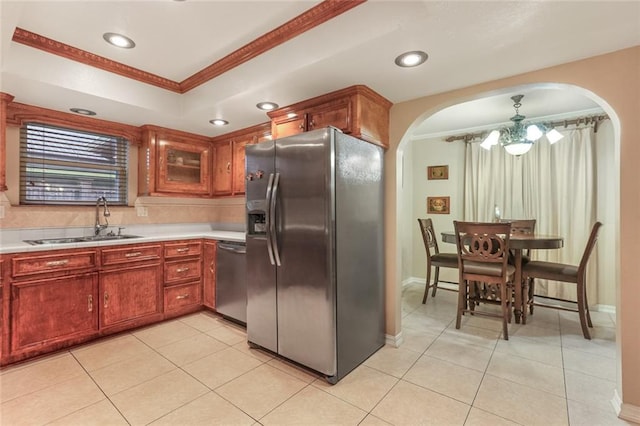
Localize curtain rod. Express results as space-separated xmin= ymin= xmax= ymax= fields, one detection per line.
xmin=444 ymin=113 xmax=610 ymax=143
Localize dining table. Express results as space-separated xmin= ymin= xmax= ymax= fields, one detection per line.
xmin=441 ymin=231 xmax=564 ymax=324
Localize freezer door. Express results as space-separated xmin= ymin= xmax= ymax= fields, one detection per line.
xmin=275 ymin=128 xmax=337 ymax=376
xmin=246 ymin=141 xmax=277 ymax=352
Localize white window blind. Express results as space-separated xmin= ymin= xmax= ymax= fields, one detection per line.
xmin=20 ymin=123 xmax=128 ymax=205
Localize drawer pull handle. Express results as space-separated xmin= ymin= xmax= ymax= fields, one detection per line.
xmin=88 ymin=295 xmax=93 ymax=312
xmin=176 ymin=267 xmax=190 ymax=273
xmin=46 ymin=259 xmax=69 ymax=267
xmin=125 ymin=252 xmax=142 ymax=258
xmin=226 ymin=162 xmax=231 ymax=173
xmin=176 ymin=294 xmax=190 ymax=300
xmin=176 ymin=248 xmax=190 ymax=253
xmin=209 ymin=260 xmax=215 ymax=274
xmin=104 ymin=292 xmax=109 ymax=308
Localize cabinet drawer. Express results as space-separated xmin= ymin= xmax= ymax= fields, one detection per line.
xmin=165 ymin=259 xmax=201 ymax=284
xmin=164 ymin=282 xmax=202 ymax=312
xmin=12 ymin=250 xmax=97 ymax=278
xmin=101 ymin=244 xmax=162 ymax=266
xmin=164 ymin=241 xmax=202 ymax=258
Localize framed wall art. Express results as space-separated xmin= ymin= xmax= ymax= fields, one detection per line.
xmin=427 ymin=196 xmax=450 ymax=214
xmin=427 ymin=165 xmax=448 ymax=180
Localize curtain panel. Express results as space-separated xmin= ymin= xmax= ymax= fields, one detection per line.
xmin=463 ymin=127 xmax=598 ymax=302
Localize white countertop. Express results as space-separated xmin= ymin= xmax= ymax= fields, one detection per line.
xmin=0 ymin=224 xmax=245 ymax=254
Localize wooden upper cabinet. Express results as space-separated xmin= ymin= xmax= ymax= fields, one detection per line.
xmin=211 ymin=122 xmax=271 ymax=196
xmin=268 ymin=85 xmax=391 ymax=149
xmin=139 ymin=125 xmax=212 ymax=197
xmin=272 ymin=114 xmax=307 ymax=139
xmin=213 ymin=141 xmax=233 ymax=196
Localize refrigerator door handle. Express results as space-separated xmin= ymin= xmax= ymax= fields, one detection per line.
xmin=265 ymin=173 xmax=276 ymax=266
xmin=271 ymin=172 xmax=282 ymax=266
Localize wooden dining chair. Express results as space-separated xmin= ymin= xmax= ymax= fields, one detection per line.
xmin=522 ymin=221 xmax=603 ymax=339
xmin=417 ymin=218 xmax=458 ymax=304
xmin=453 ymin=221 xmax=515 ymax=340
xmin=499 ymin=218 xmax=536 ymax=260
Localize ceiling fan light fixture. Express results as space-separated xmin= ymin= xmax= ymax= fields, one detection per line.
xmin=257 ymin=102 xmax=278 ymax=111
xmin=394 ymin=50 xmax=428 ymax=67
xmin=503 ymin=141 xmax=533 ymax=156
xmin=103 ymin=32 xmax=135 ymax=49
xmin=546 ymin=128 xmax=564 ymax=144
xmin=526 ymin=124 xmax=543 ymax=141
xmin=480 ymin=130 xmax=500 ymax=150
xmin=209 ymin=119 xmax=229 ymax=126
xmin=70 ymin=107 xmax=96 ymax=116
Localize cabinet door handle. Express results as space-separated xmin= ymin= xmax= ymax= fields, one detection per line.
xmin=308 ymin=120 xmax=315 ymax=128
xmin=125 ymin=251 xmax=142 ymax=258
xmin=104 ymin=292 xmax=109 ymax=308
xmin=226 ymin=162 xmax=231 ymax=173
xmin=176 ymin=247 xmax=190 ymax=253
xmin=88 ymin=295 xmax=93 ymax=312
xmin=46 ymin=259 xmax=69 ymax=267
xmin=176 ymin=294 xmax=190 ymax=300
xmin=176 ymin=267 xmax=190 ymax=273
xmin=209 ymin=260 xmax=215 ymax=274
xmin=298 ymin=123 xmax=305 ymax=130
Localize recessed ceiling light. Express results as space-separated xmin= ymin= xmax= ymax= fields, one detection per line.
xmin=70 ymin=108 xmax=96 ymax=116
xmin=394 ymin=50 xmax=428 ymax=67
xmin=103 ymin=32 xmax=136 ymax=49
xmin=209 ymin=119 xmax=229 ymax=126
xmin=257 ymin=102 xmax=279 ymax=111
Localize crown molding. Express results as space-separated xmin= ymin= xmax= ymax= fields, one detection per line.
xmin=11 ymin=0 xmax=367 ymax=94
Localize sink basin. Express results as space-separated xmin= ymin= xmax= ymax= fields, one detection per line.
xmin=24 ymin=235 xmax=142 ymax=245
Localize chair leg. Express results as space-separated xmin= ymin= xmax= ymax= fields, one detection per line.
xmin=431 ymin=266 xmax=440 ymax=297
xmin=456 ymin=279 xmax=466 ymax=330
xmin=520 ymin=278 xmax=528 ymax=325
xmin=422 ymin=265 xmax=432 ymax=304
xmin=582 ymin=277 xmax=593 ymax=328
xmin=528 ymin=278 xmax=535 ymax=315
xmin=576 ymin=276 xmax=591 ymax=340
xmin=501 ymin=282 xmax=509 ymax=340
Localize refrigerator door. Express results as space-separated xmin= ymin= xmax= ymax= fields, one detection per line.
xmin=275 ymin=128 xmax=337 ymax=376
xmin=246 ymin=141 xmax=278 ymax=353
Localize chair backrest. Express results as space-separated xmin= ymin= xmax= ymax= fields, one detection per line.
xmin=453 ymin=221 xmax=512 ymax=282
xmin=418 ymin=218 xmax=440 ymax=257
xmin=500 ymin=219 xmax=536 ymax=235
xmin=578 ymin=221 xmax=603 ymax=275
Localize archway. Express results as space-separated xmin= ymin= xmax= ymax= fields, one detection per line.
xmin=393 ymin=82 xmax=622 ymax=408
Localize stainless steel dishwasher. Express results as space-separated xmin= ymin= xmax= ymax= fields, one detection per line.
xmin=215 ymin=241 xmax=247 ymax=325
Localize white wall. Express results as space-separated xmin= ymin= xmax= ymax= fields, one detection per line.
xmin=595 ymin=120 xmax=618 ymax=308
xmin=407 ymin=137 xmax=465 ymax=285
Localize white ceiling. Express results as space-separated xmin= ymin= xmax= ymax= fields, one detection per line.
xmin=1 ymin=1 xmax=638 ymax=138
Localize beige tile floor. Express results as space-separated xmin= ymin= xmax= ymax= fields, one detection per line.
xmin=0 ymin=282 xmax=630 ymax=426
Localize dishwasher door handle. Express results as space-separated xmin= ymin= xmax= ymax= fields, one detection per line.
xmin=218 ymin=244 xmax=246 ymax=254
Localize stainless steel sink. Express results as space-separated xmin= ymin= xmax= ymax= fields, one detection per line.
xmin=24 ymin=235 xmax=142 ymax=245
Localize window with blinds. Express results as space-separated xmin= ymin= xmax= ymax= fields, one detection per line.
xmin=20 ymin=123 xmax=128 ymax=205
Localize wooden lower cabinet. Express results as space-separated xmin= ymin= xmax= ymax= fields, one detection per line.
xmin=164 ymin=282 xmax=201 ymax=313
xmin=99 ymin=263 xmax=163 ymax=330
xmin=1 ymin=238 xmax=226 ymax=366
xmin=11 ymin=272 xmax=98 ymax=355
xmin=203 ymin=241 xmax=216 ymax=309
xmin=163 ymin=240 xmax=203 ymax=318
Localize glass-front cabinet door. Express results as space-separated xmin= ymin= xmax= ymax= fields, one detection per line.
xmin=157 ymin=139 xmax=211 ymax=195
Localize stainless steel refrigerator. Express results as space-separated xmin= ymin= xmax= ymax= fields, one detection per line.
xmin=245 ymin=127 xmax=385 ymax=384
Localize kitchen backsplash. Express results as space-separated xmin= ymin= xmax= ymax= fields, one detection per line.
xmin=0 ymin=195 xmax=245 ymax=230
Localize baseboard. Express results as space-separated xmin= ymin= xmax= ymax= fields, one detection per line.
xmin=594 ymin=304 xmax=616 ymax=314
xmin=612 ymin=389 xmax=640 ymax=423
xmin=404 ymin=276 xmax=458 ymax=291
xmin=385 ymin=331 xmax=403 ymax=348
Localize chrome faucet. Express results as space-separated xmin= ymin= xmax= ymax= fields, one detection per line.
xmin=95 ymin=196 xmax=111 ymax=235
